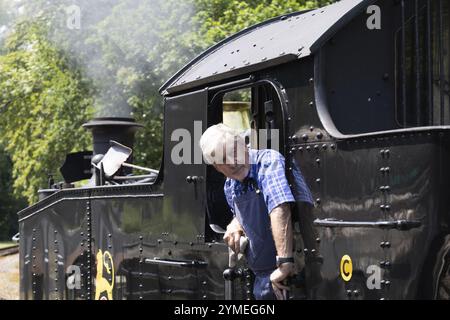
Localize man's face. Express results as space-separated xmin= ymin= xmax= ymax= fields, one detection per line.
xmin=213 ymin=146 xmax=249 ymax=181
xmin=214 ymin=163 xmax=249 ymax=181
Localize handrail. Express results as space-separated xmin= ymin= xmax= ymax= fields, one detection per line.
xmin=314 ymin=218 xmax=422 ymax=231
xmin=144 ymin=257 xmax=208 ymax=268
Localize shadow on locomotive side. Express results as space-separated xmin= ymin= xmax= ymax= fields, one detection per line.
xmin=18 ymin=0 xmax=450 ymax=300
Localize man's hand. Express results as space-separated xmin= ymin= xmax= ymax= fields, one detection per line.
xmin=223 ymin=218 xmax=244 ymax=254
xmin=270 ymin=262 xmax=295 ymax=300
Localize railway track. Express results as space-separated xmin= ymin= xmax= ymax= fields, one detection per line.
xmin=0 ymin=245 xmax=19 ymax=257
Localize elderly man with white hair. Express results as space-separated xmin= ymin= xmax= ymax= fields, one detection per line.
xmin=199 ymin=123 xmax=313 ymax=300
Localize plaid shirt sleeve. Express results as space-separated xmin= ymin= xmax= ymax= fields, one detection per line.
xmin=257 ymin=150 xmax=295 ymax=214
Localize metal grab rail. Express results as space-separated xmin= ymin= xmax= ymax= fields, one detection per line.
xmin=144 ymin=257 xmax=208 ymax=268
xmin=314 ymin=218 xmax=422 ymax=231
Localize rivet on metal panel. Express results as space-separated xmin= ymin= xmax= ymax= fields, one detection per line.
xmin=314 ymin=145 xmax=319 ymax=151
xmin=302 ymin=134 xmax=308 ymax=141
xmin=309 ymin=126 xmax=314 ymax=131
xmin=315 ymin=237 xmax=321 ymax=243
xmin=298 ymin=147 xmax=303 ymax=152
xmin=306 ymin=146 xmax=311 ymax=152
xmin=317 ymin=132 xmax=323 ymax=139
xmin=316 ymin=198 xmax=321 ymax=205
xmin=330 ymin=144 xmax=336 ymax=150
xmin=190 ymin=242 xmax=194 ymax=246
xmin=316 ymin=178 xmax=321 ymax=184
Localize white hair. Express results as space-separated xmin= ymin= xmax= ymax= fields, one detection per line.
xmin=199 ymin=123 xmax=247 ymax=164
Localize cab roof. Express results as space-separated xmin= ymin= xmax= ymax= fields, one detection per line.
xmin=160 ymin=0 xmax=375 ymax=96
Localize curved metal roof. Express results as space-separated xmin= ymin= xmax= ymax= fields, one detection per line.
xmin=160 ymin=0 xmax=375 ymax=95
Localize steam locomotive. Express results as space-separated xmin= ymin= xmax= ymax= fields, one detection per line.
xmin=18 ymin=0 xmax=450 ymax=300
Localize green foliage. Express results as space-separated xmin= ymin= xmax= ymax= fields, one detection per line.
xmin=0 ymin=147 xmax=26 ymax=240
xmin=0 ymin=20 xmax=93 ymax=203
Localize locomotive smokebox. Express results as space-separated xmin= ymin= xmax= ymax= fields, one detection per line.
xmin=82 ymin=116 xmax=143 ymax=160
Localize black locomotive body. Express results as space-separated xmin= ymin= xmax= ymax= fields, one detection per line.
xmin=18 ymin=0 xmax=450 ymax=300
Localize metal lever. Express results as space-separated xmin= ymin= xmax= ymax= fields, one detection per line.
xmin=223 ymin=236 xmax=248 ymax=300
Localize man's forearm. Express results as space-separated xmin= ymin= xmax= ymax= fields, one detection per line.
xmin=269 ymin=203 xmax=293 ymax=257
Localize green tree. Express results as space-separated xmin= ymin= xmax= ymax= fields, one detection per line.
xmin=0 ymin=147 xmax=26 ymax=240
xmin=0 ymin=20 xmax=93 ymax=203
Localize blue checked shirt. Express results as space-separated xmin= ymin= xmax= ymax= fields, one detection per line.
xmin=224 ymin=149 xmax=313 ymax=215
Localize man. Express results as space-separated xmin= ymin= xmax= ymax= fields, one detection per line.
xmin=199 ymin=123 xmax=313 ymax=300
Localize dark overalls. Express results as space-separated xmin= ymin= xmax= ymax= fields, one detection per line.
xmin=233 ymin=179 xmax=278 ymax=300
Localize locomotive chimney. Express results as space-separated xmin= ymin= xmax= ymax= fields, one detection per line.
xmin=82 ymin=117 xmax=143 ymax=168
